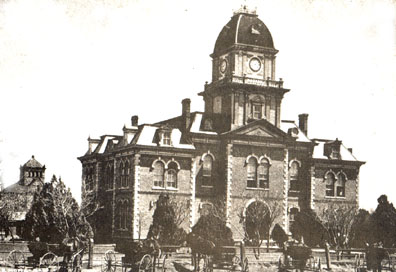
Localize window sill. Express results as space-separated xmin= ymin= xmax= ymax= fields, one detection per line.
xmin=246 ymin=187 xmax=269 ymax=191
xmin=152 ymin=186 xmax=179 ymax=191
xmin=325 ymin=196 xmax=346 ymax=199
xmin=201 ymin=185 xmax=213 ymax=188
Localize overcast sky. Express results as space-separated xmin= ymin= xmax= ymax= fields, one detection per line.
xmin=0 ymin=0 xmax=395 ymax=210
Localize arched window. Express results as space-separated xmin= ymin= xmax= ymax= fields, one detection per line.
xmin=166 ymin=162 xmax=178 ymax=189
xmin=247 ymin=157 xmax=257 ymax=188
xmin=117 ymin=161 xmax=124 ymax=188
xmin=289 ymin=161 xmax=300 ymax=192
xmin=85 ymin=167 xmax=94 ymax=191
xmin=116 ymin=201 xmax=122 ymax=229
xmin=336 ymin=173 xmax=346 ymax=197
xmin=121 ymin=201 xmax=128 ymax=230
xmin=125 ymin=160 xmax=130 ymax=188
xmin=202 ymin=155 xmax=213 ymax=186
xmin=153 ymin=161 xmax=165 ymax=188
xmin=325 ymin=172 xmax=336 ymax=197
xmin=258 ymin=158 xmax=270 ymax=189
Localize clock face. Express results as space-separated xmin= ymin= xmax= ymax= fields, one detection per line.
xmin=249 ymin=57 xmax=261 ymax=72
xmin=220 ymin=59 xmax=227 ymax=73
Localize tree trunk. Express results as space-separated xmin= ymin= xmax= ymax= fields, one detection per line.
xmin=267 ymin=230 xmax=270 ymax=253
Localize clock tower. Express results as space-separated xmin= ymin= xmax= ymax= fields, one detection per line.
xmin=199 ymin=6 xmax=289 ymax=132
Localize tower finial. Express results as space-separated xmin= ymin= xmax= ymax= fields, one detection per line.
xmin=233 ymin=2 xmax=257 ymax=15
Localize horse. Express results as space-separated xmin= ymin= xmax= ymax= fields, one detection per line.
xmin=186 ymin=233 xmax=216 ymax=272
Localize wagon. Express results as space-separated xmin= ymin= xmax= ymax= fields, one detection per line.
xmin=101 ymin=239 xmax=165 ymax=272
xmin=4 ymin=249 xmax=61 ymax=269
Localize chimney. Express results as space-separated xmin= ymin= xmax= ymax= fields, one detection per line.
xmin=298 ymin=114 xmax=309 ymax=136
xmin=131 ymin=115 xmax=139 ymax=126
xmin=182 ymin=98 xmax=191 ymax=131
xmin=348 ymin=148 xmax=353 ymax=154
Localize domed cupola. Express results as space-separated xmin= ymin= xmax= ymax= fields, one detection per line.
xmin=213 ymin=6 xmax=275 ymax=57
xmin=209 ymin=6 xmax=280 ymax=84
xmin=199 ymin=6 xmax=289 ymax=132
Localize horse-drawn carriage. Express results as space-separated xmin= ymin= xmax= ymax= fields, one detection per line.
xmin=101 ymin=238 xmax=173 ymax=272
xmin=3 ymin=238 xmax=86 ymax=271
xmin=187 ymin=233 xmax=248 ymax=272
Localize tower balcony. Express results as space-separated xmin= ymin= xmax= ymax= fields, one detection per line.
xmin=230 ymin=75 xmax=284 ymax=88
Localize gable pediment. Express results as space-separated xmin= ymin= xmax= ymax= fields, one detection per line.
xmin=224 ymin=119 xmax=289 ymax=139
xmin=243 ymin=127 xmax=276 ymax=137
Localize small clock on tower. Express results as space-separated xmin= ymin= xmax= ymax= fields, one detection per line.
xmin=220 ymin=59 xmax=228 ymax=73
xmin=249 ymin=57 xmax=261 ymax=72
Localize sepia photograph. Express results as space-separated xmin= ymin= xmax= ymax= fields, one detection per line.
xmin=0 ymin=0 xmax=395 ymax=271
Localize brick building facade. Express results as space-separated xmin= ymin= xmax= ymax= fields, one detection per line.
xmin=78 ymin=7 xmax=365 ymax=243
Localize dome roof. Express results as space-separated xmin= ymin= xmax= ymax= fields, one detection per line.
xmin=213 ymin=10 xmax=275 ymax=56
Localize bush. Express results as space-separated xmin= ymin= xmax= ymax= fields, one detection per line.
xmin=271 ymin=224 xmax=288 ymax=247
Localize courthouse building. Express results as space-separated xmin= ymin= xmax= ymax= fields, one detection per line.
xmin=78 ymin=7 xmax=365 ymax=243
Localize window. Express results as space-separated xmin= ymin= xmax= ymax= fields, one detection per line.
xmin=252 ymin=103 xmax=262 ymax=119
xmin=116 ymin=200 xmax=128 ymax=230
xmin=125 ymin=160 xmax=130 ymax=187
xmin=336 ymin=173 xmax=346 ymax=197
xmin=85 ymin=167 xmax=94 ymax=191
xmin=120 ymin=160 xmax=130 ymax=188
xmin=258 ymin=159 xmax=269 ymax=189
xmin=202 ymin=155 xmax=213 ymax=186
xmin=247 ymin=157 xmax=257 ymax=188
xmin=108 ymin=164 xmax=114 ymax=189
xmin=163 ymin=131 xmax=171 ymax=145
xmin=166 ymin=162 xmax=178 ymax=189
xmin=247 ymin=157 xmax=270 ymax=189
xmin=153 ymin=161 xmax=165 ymax=188
xmin=289 ymin=207 xmax=299 ymax=232
xmin=289 ymin=161 xmax=300 ymax=192
xmin=325 ymin=172 xmax=336 ymax=197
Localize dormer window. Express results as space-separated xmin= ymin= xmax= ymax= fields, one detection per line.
xmin=163 ymin=131 xmax=171 ymax=145
xmin=156 ymin=125 xmax=172 ymax=146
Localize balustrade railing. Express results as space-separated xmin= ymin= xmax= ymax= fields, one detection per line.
xmin=229 ymin=75 xmax=284 ymax=88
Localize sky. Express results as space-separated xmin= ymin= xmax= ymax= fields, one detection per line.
xmin=0 ymin=0 xmax=395 ymax=211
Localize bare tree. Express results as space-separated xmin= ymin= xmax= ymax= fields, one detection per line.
xmin=80 ymin=179 xmax=101 ymax=219
xmin=318 ymin=203 xmax=357 ymax=249
xmin=239 ymin=200 xmax=282 ymax=255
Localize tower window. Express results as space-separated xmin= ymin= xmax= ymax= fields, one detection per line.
xmin=252 ymin=103 xmax=262 ymax=119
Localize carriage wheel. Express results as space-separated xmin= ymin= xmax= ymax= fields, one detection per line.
xmin=102 ymin=250 xmax=117 ymax=272
xmin=39 ymin=252 xmax=59 ymax=269
xmin=139 ymin=254 xmax=153 ymax=272
xmin=71 ymin=252 xmax=83 ymax=272
xmin=162 ymin=254 xmax=172 ymax=272
xmin=242 ymin=257 xmax=249 ymax=272
xmin=7 ymin=250 xmax=25 ymax=268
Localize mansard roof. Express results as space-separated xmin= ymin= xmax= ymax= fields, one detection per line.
xmin=312 ymin=138 xmax=362 ymax=162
